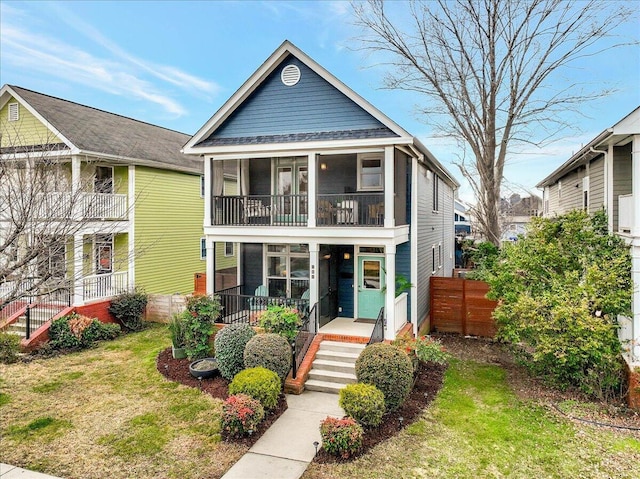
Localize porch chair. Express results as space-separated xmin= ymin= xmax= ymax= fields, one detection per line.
xmin=368 ymin=202 xmax=384 ymax=225
xmin=317 ymin=200 xmax=335 ymax=225
xmin=300 ymin=289 xmax=310 ymax=319
xmin=243 ymin=198 xmax=271 ymax=223
xmin=248 ymin=284 xmax=269 ymax=320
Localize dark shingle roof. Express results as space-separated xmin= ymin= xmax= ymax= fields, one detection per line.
xmin=9 ymin=85 xmax=200 ymax=173
xmin=196 ymin=127 xmax=398 ymax=147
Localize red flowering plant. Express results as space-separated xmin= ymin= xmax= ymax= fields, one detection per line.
xmin=319 ymin=416 xmax=364 ymax=459
xmin=221 ymin=393 xmax=265 ymax=438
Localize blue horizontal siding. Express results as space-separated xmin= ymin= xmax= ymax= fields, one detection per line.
xmin=210 ymin=55 xmax=387 ymax=139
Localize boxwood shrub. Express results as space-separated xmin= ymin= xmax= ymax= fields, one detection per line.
xmin=244 ymin=333 xmax=292 ymax=382
xmin=228 ymin=367 xmax=280 ymax=410
xmin=355 ymin=342 xmax=414 ymax=411
xmin=339 ymin=382 xmax=385 ymax=428
xmin=214 ymin=323 xmax=256 ymax=380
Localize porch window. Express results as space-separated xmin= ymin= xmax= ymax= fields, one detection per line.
xmin=225 ymin=242 xmax=234 ymax=257
xmin=265 ymin=244 xmax=309 ymax=299
xmin=37 ymin=238 xmax=66 ymax=279
xmin=200 ymin=238 xmax=206 ymax=260
xmin=95 ymin=166 xmax=113 ymax=194
xmin=357 ymin=154 xmax=383 ymax=191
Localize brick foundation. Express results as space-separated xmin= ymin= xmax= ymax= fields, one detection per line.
xmin=627 ymin=364 xmax=640 ymax=411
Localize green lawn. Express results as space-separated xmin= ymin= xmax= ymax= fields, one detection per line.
xmin=0 ymin=325 xmax=244 ymax=479
xmin=303 ymin=360 xmax=640 ymax=479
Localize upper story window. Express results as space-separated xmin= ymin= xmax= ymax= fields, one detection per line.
xmin=433 ymin=174 xmax=440 ymax=212
xmin=8 ymin=103 xmax=19 ymax=121
xmin=357 ymin=154 xmax=383 ymax=191
xmin=95 ymin=166 xmax=113 ymax=194
xmin=200 ymin=175 xmax=205 ymax=198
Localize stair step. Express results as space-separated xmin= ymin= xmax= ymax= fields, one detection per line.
xmin=315 ymin=349 xmax=361 ymax=363
xmin=318 ymin=340 xmax=366 ymax=354
xmin=312 ymin=359 xmax=356 ymax=374
xmin=305 ymin=379 xmax=348 ymax=394
xmin=308 ymin=368 xmax=357 ymax=384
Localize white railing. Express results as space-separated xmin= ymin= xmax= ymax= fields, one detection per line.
xmin=82 ymin=271 xmax=129 ymax=302
xmin=618 ymin=194 xmax=634 ymax=233
xmin=82 ymin=193 xmax=128 ymax=219
xmin=394 ymin=292 xmax=408 ymax=334
xmin=34 ymin=192 xmax=128 ymax=220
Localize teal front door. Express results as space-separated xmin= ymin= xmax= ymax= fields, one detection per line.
xmin=357 ymin=255 xmax=385 ymax=319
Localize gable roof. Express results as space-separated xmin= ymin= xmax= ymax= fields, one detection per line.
xmin=183 ymin=40 xmax=458 ymax=187
xmin=536 ymin=106 xmax=640 ymax=188
xmin=1 ymin=85 xmax=201 ymax=174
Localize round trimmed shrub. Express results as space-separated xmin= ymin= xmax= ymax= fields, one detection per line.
xmin=228 ymin=367 xmax=280 ymax=410
xmin=339 ymin=382 xmax=385 ymax=428
xmin=244 ymin=333 xmax=292 ymax=382
xmin=355 ymin=343 xmax=414 ymax=412
xmin=221 ymin=393 xmax=265 ymax=438
xmin=214 ymin=323 xmax=256 ymax=380
xmin=319 ymin=416 xmax=363 ymax=459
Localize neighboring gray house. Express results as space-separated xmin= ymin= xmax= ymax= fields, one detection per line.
xmin=183 ymin=41 xmax=459 ymax=341
xmin=536 ymin=106 xmax=640 ymax=370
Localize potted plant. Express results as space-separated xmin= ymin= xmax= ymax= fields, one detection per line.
xmin=168 ymin=312 xmax=188 ymax=359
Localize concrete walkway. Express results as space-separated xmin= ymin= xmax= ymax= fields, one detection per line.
xmin=1 ymin=464 xmax=63 ymax=478
xmin=222 ymin=390 xmax=344 ymax=479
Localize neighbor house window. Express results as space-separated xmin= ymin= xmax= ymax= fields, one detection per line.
xmin=357 ymin=154 xmax=383 ymax=191
xmin=8 ymin=103 xmax=19 ymax=122
xmin=431 ymin=245 xmax=436 ymax=275
xmin=200 ymin=175 xmax=205 ymax=198
xmin=200 ymin=238 xmax=206 ymax=260
xmin=582 ymin=176 xmax=589 ymax=211
xmin=224 ymin=242 xmax=234 ymax=257
xmin=433 ymin=175 xmax=439 ymax=212
xmin=95 ymin=235 xmax=113 ymax=274
xmin=37 ymin=238 xmax=66 ymax=278
xmin=438 ymin=243 xmax=442 ymax=269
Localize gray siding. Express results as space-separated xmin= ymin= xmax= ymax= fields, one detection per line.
xmin=317 ymin=154 xmax=357 ymax=194
xmin=613 ymin=143 xmax=633 ymax=231
xmin=209 ymin=55 xmax=388 ymax=139
xmin=589 ymin=156 xmax=605 ymax=214
xmin=242 ymin=243 xmax=263 ymax=296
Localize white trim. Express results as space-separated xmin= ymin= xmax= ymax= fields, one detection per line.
xmin=8 ymin=102 xmax=19 ymax=121
xmin=210 ymin=146 xmax=387 ymax=162
xmin=411 ymin=157 xmax=419 ymax=336
xmin=384 ymin=146 xmax=394 ymax=228
xmin=128 ymin=165 xmax=135 ymax=289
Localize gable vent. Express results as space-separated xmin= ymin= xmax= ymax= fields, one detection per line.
xmin=8 ymin=103 xmax=19 ymax=122
xmin=281 ymin=65 xmax=301 ymax=86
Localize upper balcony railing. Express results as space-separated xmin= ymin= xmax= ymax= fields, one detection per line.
xmin=618 ymin=194 xmax=633 ymax=234
xmin=35 ymin=192 xmax=128 ymax=220
xmin=212 ymin=193 xmax=384 ymax=227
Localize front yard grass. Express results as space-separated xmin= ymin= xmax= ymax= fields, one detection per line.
xmin=0 ymin=324 xmax=245 ymax=479
xmin=303 ymin=359 xmax=640 ymax=479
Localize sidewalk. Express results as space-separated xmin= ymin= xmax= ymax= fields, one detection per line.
xmin=222 ymin=390 xmax=344 ymax=479
xmin=0 ymin=464 xmax=63 ymax=478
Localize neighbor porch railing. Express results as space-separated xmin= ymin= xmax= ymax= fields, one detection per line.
xmin=82 ymin=271 xmax=129 ymax=301
xmin=216 ymin=285 xmax=310 ymax=325
xmin=82 ymin=193 xmax=128 ymax=219
xmin=618 ymin=194 xmax=633 ymax=233
xmin=212 ymin=195 xmax=308 ymax=226
xmin=368 ymin=307 xmax=385 ymax=345
xmin=316 ymin=193 xmax=384 ymax=226
xmin=35 ymin=192 xmax=128 ymax=220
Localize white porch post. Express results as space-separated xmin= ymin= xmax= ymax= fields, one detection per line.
xmin=606 ymin=143 xmax=614 ymax=232
xmin=204 ymin=157 xmax=212 ymax=227
xmin=206 ymin=239 xmax=215 ymax=295
xmin=72 ymin=234 xmax=84 ymax=306
xmin=410 ymin=157 xmax=419 ymax=337
xmin=385 ymin=244 xmax=396 ymax=341
xmin=71 ymin=156 xmax=81 ymax=194
xmin=128 ymin=165 xmax=135 ymax=290
xmin=631 ymin=135 xmax=640 ymax=364
xmin=308 ymin=153 xmax=317 ymax=228
xmin=384 ymin=146 xmax=395 ymax=228
xmin=309 ymin=242 xmax=319 ymax=307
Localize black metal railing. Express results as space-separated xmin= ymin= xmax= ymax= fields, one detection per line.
xmin=212 ymin=195 xmax=308 ymax=226
xmin=24 ymin=288 xmax=71 ymax=339
xmin=292 ymin=302 xmax=318 ymax=379
xmin=317 ymin=193 xmax=385 ymax=226
xmin=216 ymin=286 xmax=310 ymax=325
xmin=367 ymin=307 xmax=385 ymax=345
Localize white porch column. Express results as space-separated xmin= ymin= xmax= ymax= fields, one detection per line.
xmin=307 ymin=153 xmax=317 ymax=228
xmin=385 ymin=244 xmax=396 ymax=341
xmin=206 ymin=239 xmax=215 ymax=295
xmin=204 ymin=157 xmax=212 ymax=227
xmin=410 ymin=157 xmax=419 ymax=337
xmin=71 ymin=156 xmax=81 ymax=194
xmin=73 ymin=234 xmax=84 ymax=306
xmin=128 ymin=165 xmax=135 ymax=290
xmin=309 ymin=242 xmax=319 ymax=307
xmin=631 ymin=135 xmax=640 ymax=365
xmin=606 ymin=143 xmax=614 ymax=231
xmin=632 ymin=136 xmax=640 ymax=238
xmin=629 ymin=244 xmax=640 ymax=365
xmin=384 ymin=146 xmax=395 ymax=228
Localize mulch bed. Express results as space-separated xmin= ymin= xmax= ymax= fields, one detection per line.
xmin=156 ymin=347 xmax=287 ymax=448
xmin=313 ymin=360 xmax=447 ymax=463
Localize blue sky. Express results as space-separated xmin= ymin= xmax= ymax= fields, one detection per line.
xmin=1 ymin=0 xmax=638 ymax=202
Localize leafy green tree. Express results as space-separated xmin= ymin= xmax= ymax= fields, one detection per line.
xmin=479 ymin=210 xmax=631 ymax=399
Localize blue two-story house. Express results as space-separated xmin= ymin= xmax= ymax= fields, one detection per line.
xmin=183 ymin=41 xmax=458 ymax=343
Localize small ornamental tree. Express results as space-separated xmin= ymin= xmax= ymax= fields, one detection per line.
xmin=479 ymin=210 xmax=631 ymax=399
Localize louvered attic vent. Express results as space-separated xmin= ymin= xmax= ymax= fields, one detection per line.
xmin=8 ymin=103 xmax=19 ymax=122
xmin=281 ymin=65 xmax=301 ymax=86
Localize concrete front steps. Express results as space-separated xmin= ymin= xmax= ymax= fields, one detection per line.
xmin=305 ymin=340 xmax=366 ymax=394
xmin=4 ymin=307 xmax=63 ymax=338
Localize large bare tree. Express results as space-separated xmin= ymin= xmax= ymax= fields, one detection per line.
xmin=353 ymin=0 xmax=634 ymax=244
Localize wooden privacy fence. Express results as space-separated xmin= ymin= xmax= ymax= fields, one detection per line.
xmin=430 ymin=277 xmax=498 ymax=337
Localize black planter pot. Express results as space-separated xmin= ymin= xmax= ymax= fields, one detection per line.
xmin=189 ymin=358 xmax=218 ymax=379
